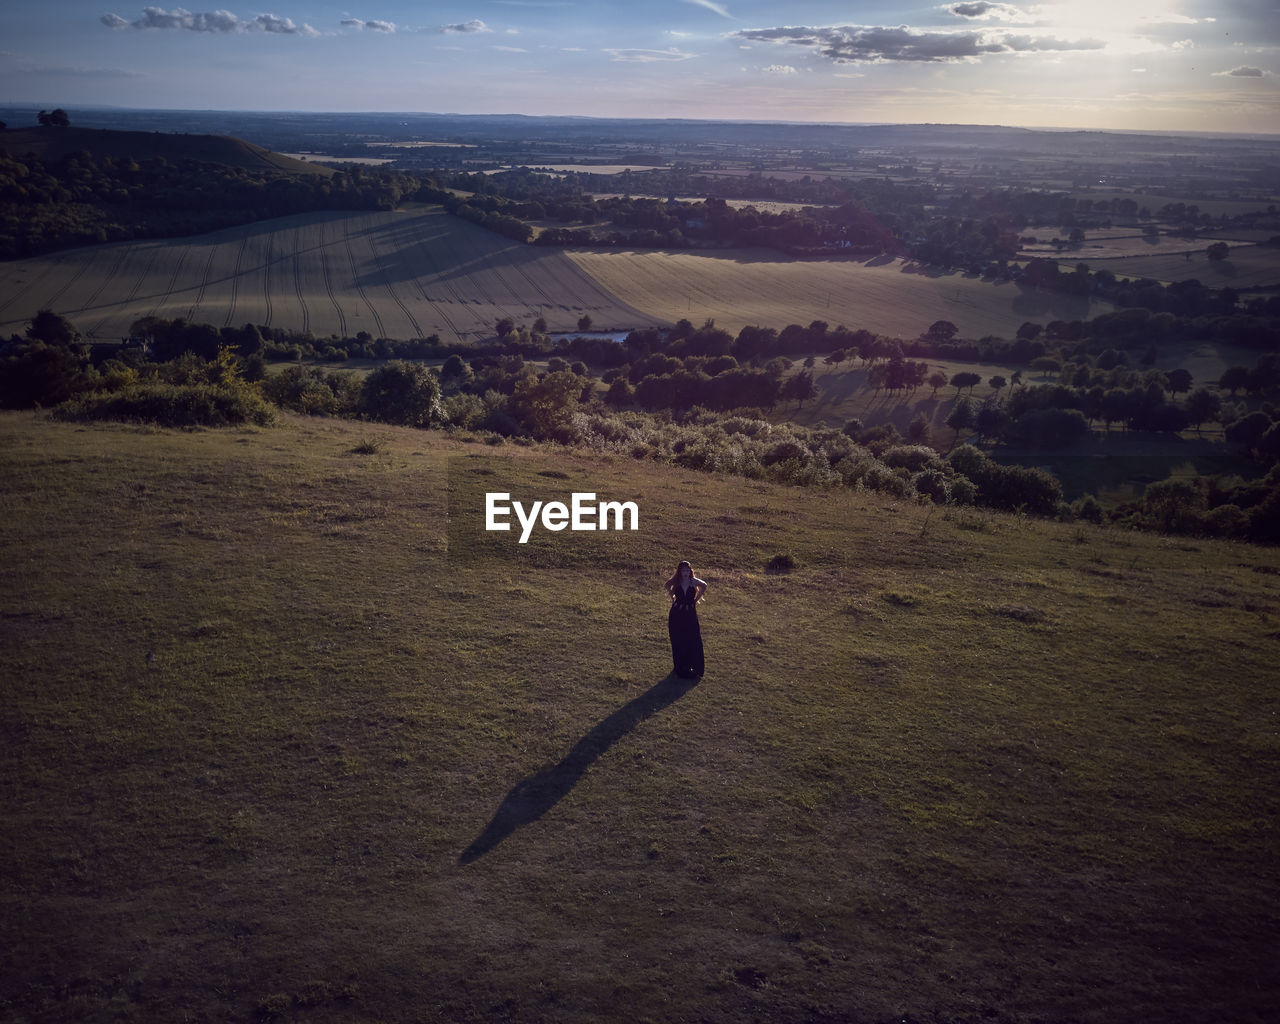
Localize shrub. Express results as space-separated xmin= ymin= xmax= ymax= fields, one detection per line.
xmin=358 ymin=360 xmax=442 ymax=427
xmin=882 ymin=444 xmax=941 ymax=473
xmin=913 ymin=468 xmax=951 ymax=504
xmin=766 ymin=553 xmax=795 ymax=574
xmin=53 ymin=382 xmax=274 ymax=427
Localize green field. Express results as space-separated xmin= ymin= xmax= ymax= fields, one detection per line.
xmin=2 ymin=411 xmax=1278 ymax=1023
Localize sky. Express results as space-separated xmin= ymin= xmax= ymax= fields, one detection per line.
xmin=1 ymin=1 xmax=1278 ymax=132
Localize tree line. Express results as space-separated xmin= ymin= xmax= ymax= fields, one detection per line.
xmin=5 ymin=306 xmax=1280 ymax=541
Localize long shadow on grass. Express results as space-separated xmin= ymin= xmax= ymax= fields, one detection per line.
xmin=458 ymin=673 xmax=696 ymax=865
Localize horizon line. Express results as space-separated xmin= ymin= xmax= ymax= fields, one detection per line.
xmin=3 ymin=102 xmax=1280 ymax=139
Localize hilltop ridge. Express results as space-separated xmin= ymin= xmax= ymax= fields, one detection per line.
xmin=0 ymin=124 xmax=331 ymax=176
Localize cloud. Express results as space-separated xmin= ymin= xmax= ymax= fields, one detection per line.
xmin=605 ymin=47 xmax=697 ymax=63
xmin=440 ymin=20 xmax=490 ymax=34
xmin=681 ymin=0 xmax=733 ymax=17
xmin=945 ymin=2 xmax=1026 ymax=20
xmin=342 ymin=19 xmax=396 ymax=33
xmin=763 ymin=64 xmax=797 ymax=74
xmin=493 ymin=45 xmax=528 ymax=53
xmin=1215 ymin=65 xmax=1267 ymax=76
xmin=102 ymin=7 xmax=318 ymax=35
xmin=732 ymin=24 xmax=1104 ymax=63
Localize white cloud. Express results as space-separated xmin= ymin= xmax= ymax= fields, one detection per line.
xmin=101 ymin=7 xmax=318 ymax=36
xmin=342 ymin=19 xmax=396 ymax=33
xmin=763 ymin=64 xmax=797 ymax=74
xmin=440 ymin=20 xmax=490 ymax=34
xmin=494 ymin=45 xmax=528 ymax=53
xmin=1215 ymin=64 xmax=1268 ymax=76
xmin=605 ymin=47 xmax=697 ymax=63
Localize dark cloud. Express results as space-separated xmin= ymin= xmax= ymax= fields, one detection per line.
xmin=101 ymin=7 xmax=318 ymax=35
xmin=946 ymin=1 xmax=1023 ymax=18
xmin=734 ymin=24 xmax=1103 ymax=63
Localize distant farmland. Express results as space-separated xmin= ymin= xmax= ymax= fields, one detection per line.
xmin=566 ymin=248 xmax=1116 ymax=340
xmin=0 ymin=207 xmax=663 ymax=343
xmin=0 ymin=206 xmax=1130 ymax=345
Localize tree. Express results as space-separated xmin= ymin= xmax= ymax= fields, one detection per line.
xmin=927 ymin=371 xmax=948 ymax=397
xmin=25 ymin=309 xmax=80 ymax=348
xmin=358 ymin=361 xmax=442 ymax=427
xmin=1218 ymin=366 xmax=1251 ymax=396
xmin=495 ymin=317 xmax=516 ymax=340
xmin=988 ymin=375 xmax=1007 ymax=400
xmin=508 ymin=369 xmax=582 ymax=437
xmin=925 ymin=320 xmax=959 ymax=344
xmin=950 ymin=371 xmax=981 ymax=395
xmin=1166 ymin=368 xmax=1193 ymax=396
xmin=783 ymin=370 xmax=817 ymax=408
xmin=823 ymin=348 xmax=847 ymax=372
xmin=907 ymin=412 xmax=932 ymax=444
xmin=946 ymin=397 xmax=976 ymax=443
xmin=37 ymin=109 xmax=70 ymax=128
xmin=1206 ymin=241 xmax=1230 ymax=262
xmin=1184 ymin=388 xmax=1220 ymax=433
xmin=577 ymin=314 xmax=593 ymax=332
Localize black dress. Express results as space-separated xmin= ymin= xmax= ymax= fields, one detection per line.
xmin=668 ymin=584 xmax=704 ymax=679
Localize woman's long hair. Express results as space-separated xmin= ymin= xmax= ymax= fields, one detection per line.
xmin=665 ymin=560 xmax=695 ymax=598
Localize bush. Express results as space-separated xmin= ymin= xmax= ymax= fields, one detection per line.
xmin=260 ymin=365 xmax=359 ymax=415
xmin=882 ymin=444 xmax=941 ymax=473
xmin=913 ymin=468 xmax=951 ymax=504
xmin=358 ymin=360 xmax=442 ymax=427
xmin=53 ymin=382 xmax=274 ymax=427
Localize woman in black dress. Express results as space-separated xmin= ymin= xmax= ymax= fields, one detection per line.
xmin=665 ymin=560 xmax=707 ymax=679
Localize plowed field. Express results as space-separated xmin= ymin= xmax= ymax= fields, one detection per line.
xmin=0 ymin=207 xmax=663 ymax=342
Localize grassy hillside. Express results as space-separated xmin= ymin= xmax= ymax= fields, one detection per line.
xmin=2 ymin=412 xmax=1278 ymax=1023
xmin=0 ymin=125 xmax=331 ymax=176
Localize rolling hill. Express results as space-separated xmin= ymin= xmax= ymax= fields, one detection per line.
xmin=0 ymin=124 xmax=331 ymax=176
xmin=1 ymin=411 xmax=1277 ymax=1023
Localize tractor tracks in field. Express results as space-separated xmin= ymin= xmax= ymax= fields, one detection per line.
xmin=188 ymin=244 xmax=219 ymax=321
xmin=363 ymin=219 xmax=425 ymax=339
xmin=222 ymin=234 xmax=250 ymax=328
xmin=87 ymin=243 xmax=160 ymax=337
xmin=341 ymin=217 xmax=386 ymax=339
xmin=291 ymin=224 xmax=310 ymax=335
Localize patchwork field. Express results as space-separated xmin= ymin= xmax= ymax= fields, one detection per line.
xmin=1 ymin=207 xmax=1133 ymax=347
xmin=0 ymin=206 xmax=663 ymax=343
xmin=567 ymin=248 xmax=1115 ymax=340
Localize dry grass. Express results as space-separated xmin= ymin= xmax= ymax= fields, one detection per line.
xmin=2 ymin=411 xmax=1279 ymax=1023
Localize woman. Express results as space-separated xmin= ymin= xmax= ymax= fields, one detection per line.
xmin=665 ymin=560 xmax=707 ymax=679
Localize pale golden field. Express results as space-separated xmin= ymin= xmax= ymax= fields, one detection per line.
xmin=566 ymin=248 xmax=1114 ymax=339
